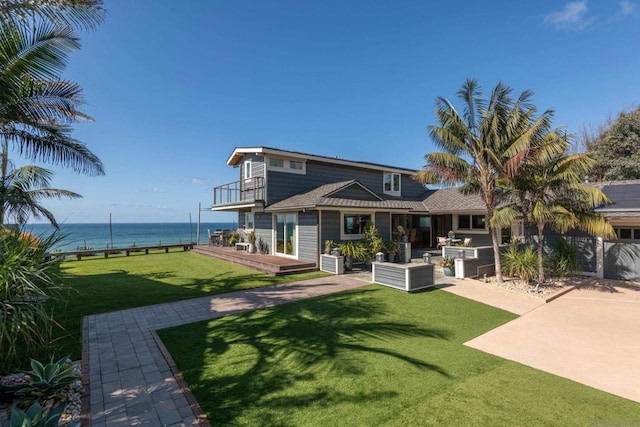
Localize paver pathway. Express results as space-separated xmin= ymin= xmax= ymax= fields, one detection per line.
xmin=85 ymin=275 xmax=369 ymax=426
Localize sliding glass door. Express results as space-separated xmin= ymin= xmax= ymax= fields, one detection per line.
xmin=276 ymin=213 xmax=297 ymax=256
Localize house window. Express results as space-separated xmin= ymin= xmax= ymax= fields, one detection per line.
xmin=245 ymin=212 xmax=254 ymax=229
xmin=342 ymin=213 xmax=372 ymax=238
xmin=383 ymin=173 xmax=401 ymax=195
xmin=244 ymin=160 xmax=252 ymax=179
xmin=458 ymin=214 xmax=486 ymax=230
xmin=614 ymin=228 xmax=640 ymax=240
xmin=269 ymin=158 xmax=284 ymax=168
xmin=266 ymin=157 xmax=306 ymax=174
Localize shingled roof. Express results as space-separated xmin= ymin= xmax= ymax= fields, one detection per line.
xmin=421 ymin=188 xmax=486 ymax=213
xmin=265 ymin=180 xmax=429 ymax=212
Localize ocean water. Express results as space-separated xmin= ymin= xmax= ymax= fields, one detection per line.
xmin=24 ymin=222 xmax=237 ymax=252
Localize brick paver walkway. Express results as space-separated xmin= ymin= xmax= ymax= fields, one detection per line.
xmin=85 ymin=276 xmax=368 ymax=426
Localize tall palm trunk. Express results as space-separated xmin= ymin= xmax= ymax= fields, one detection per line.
xmin=0 ymin=142 xmax=8 ymax=226
xmin=536 ymin=223 xmax=545 ymax=289
xmin=490 ymin=226 xmax=503 ymax=282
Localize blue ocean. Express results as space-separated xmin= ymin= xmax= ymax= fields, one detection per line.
xmin=23 ymin=222 xmax=237 ymax=252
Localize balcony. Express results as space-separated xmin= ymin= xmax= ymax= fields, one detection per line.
xmin=212 ymin=176 xmax=265 ymax=210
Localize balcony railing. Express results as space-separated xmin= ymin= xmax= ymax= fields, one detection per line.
xmin=213 ymin=176 xmax=265 ymax=206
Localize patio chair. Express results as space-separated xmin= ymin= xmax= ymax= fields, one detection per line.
xmin=463 ymin=237 xmax=472 ymax=246
xmin=221 ymin=229 xmax=231 ymax=246
xmin=436 ymin=236 xmax=447 ymax=249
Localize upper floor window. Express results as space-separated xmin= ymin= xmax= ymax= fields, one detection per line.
xmin=244 ymin=160 xmax=252 ymax=179
xmin=269 ymin=158 xmax=284 ymax=168
xmin=383 ymin=172 xmax=401 ymax=195
xmin=458 ymin=214 xmax=486 ymax=230
xmin=266 ymin=156 xmax=306 ymax=174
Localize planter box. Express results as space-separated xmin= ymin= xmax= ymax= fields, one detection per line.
xmin=372 ymin=262 xmax=435 ymax=292
xmin=320 ymin=254 xmax=344 ymax=275
xmin=442 ymin=245 xmax=505 ymax=278
xmin=454 ymin=258 xmax=480 ymax=279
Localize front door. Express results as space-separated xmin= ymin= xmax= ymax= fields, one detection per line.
xmin=275 ymin=213 xmax=297 ymax=257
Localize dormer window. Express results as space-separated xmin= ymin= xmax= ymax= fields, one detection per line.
xmin=383 ymin=172 xmax=401 ymax=195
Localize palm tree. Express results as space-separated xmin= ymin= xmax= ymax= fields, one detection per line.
xmin=0 ymin=0 xmax=105 ymax=31
xmin=494 ymin=134 xmax=615 ymax=285
xmin=0 ymin=22 xmax=104 ymax=176
xmin=0 ymin=150 xmax=81 ymax=227
xmin=415 ymin=79 xmax=554 ymax=282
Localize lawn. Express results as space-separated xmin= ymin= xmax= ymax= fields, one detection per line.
xmin=158 ymin=285 xmax=640 ymax=426
xmin=48 ymin=250 xmax=328 ymax=360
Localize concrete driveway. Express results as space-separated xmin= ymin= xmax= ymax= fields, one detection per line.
xmin=465 ymin=278 xmax=640 ymax=403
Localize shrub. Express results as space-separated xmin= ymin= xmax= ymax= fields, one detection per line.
xmin=338 ymin=241 xmax=368 ymax=262
xmin=501 ymin=246 xmax=537 ymax=285
xmin=548 ymin=237 xmax=581 ymax=277
xmin=0 ymin=229 xmax=63 ymax=374
xmin=228 ymin=231 xmax=239 ymax=247
xmin=362 ymin=223 xmax=383 ymax=259
xmin=8 ymin=401 xmax=64 ymax=427
xmin=439 ymin=256 xmax=455 ymax=268
xmin=12 ymin=356 xmax=77 ymax=402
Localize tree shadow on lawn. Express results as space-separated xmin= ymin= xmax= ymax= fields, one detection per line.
xmin=160 ymin=288 xmax=453 ymax=425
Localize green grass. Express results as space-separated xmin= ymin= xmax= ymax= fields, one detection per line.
xmin=158 ymin=285 xmax=640 ymax=426
xmin=48 ymin=250 xmax=328 ymax=360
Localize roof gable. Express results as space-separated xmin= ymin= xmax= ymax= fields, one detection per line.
xmin=326 ymin=181 xmax=382 ymax=201
xmin=422 ymin=188 xmax=486 ymax=213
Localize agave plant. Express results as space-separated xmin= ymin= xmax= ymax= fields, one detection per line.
xmin=9 ymin=400 xmax=64 ymax=427
xmin=13 ymin=356 xmax=77 ymax=401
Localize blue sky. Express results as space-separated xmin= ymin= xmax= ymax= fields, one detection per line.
xmin=20 ymin=0 xmax=640 ymax=223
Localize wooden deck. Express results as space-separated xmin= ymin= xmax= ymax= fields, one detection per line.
xmin=192 ymin=245 xmax=317 ymax=276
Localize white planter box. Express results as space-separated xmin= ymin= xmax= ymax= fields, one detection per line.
xmin=372 ymin=262 xmax=435 ymax=292
xmin=320 ymin=254 xmax=344 ymax=275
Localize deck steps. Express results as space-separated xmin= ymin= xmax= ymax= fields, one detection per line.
xmin=192 ymin=245 xmax=317 ymax=276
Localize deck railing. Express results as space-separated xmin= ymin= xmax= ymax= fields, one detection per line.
xmin=213 ymin=176 xmax=265 ymax=206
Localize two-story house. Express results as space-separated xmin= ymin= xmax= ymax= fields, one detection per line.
xmin=210 ymin=146 xmax=494 ymax=266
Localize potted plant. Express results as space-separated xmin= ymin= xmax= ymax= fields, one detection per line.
xmin=338 ymin=241 xmax=367 ymax=271
xmin=324 ymin=240 xmax=334 ymax=255
xmin=228 ymin=231 xmax=239 ymax=247
xmin=246 ymin=230 xmax=257 ymax=253
xmin=362 ymin=223 xmax=384 ymax=269
xmin=383 ymin=239 xmax=398 ymax=262
xmin=440 ymin=256 xmax=455 ymax=276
